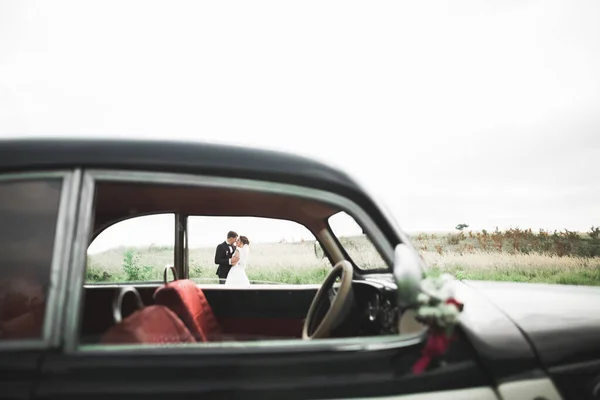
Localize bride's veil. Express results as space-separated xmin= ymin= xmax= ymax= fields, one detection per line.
xmin=242 ymin=244 xmax=250 ymax=266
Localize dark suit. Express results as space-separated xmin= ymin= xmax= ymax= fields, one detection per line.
xmin=215 ymin=241 xmax=236 ymax=284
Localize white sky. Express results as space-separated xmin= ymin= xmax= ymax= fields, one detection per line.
xmin=1 ymin=0 xmax=599 ymax=253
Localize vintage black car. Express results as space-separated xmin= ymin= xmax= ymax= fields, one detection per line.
xmin=0 ymin=138 xmax=598 ymax=400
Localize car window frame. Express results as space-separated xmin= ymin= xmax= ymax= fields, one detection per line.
xmin=64 ymin=168 xmax=398 ymax=354
xmin=0 ymin=170 xmax=79 ymax=351
xmin=326 ymin=211 xmax=390 ymax=273
xmin=86 ymin=211 xmax=334 ymax=287
xmin=86 ymin=212 xmax=177 ymax=285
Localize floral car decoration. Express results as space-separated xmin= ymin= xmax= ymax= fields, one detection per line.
xmin=412 ymin=273 xmax=464 ymax=374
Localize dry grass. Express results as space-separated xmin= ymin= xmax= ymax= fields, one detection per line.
xmin=423 ymin=250 xmax=598 ymax=271
xmin=422 ymin=250 xmax=600 ymax=285
xmin=87 ymin=241 xmax=333 ymax=284
xmin=87 ymin=231 xmax=600 ymax=286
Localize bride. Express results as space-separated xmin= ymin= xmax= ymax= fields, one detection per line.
xmin=225 ymin=235 xmax=250 ymax=286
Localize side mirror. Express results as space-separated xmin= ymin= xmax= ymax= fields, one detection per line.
xmin=393 ymin=243 xmax=424 ymax=309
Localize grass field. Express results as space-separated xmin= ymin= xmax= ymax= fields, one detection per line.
xmin=87 ymin=227 xmax=600 ymax=286
xmin=87 ymin=240 xmax=333 ymax=284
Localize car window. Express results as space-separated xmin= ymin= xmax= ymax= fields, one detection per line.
xmin=77 ymin=178 xmax=363 ymax=348
xmin=0 ymin=178 xmax=62 ymax=341
xmin=86 ymin=214 xmax=175 ymax=283
xmin=328 ymin=211 xmax=388 ymax=270
xmin=187 ymin=216 xmax=332 ymax=284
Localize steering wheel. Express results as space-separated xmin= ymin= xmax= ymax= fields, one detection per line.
xmin=302 ymin=260 xmax=354 ymax=339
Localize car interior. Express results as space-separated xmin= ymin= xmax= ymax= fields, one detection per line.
xmin=79 ymin=181 xmax=404 ymax=346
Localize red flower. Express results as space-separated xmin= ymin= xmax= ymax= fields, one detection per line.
xmin=445 ymin=298 xmax=464 ymax=312
xmin=412 ymin=331 xmax=455 ymax=374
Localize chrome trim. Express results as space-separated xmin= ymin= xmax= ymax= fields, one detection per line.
xmin=63 ymin=172 xmax=95 ymax=354
xmin=113 ymin=286 xmax=144 ymax=323
xmin=0 ymin=340 xmax=50 ymax=351
xmin=0 ymin=170 xmax=71 ymax=351
xmin=78 ymin=331 xmax=424 ymax=354
xmin=163 ymin=265 xmax=178 ymax=284
xmin=46 ymin=169 xmax=81 ymax=347
xmin=0 ymin=170 xmax=70 ymax=181
xmin=87 ymin=169 xmax=395 ymax=266
xmin=327 ymin=386 xmax=499 ymax=400
xmin=83 ymin=283 xmax=324 ymax=290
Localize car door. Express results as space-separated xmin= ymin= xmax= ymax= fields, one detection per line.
xmin=34 ymin=168 xmax=499 ymax=399
xmin=0 ymin=171 xmax=78 ymax=399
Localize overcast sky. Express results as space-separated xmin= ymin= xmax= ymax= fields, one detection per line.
xmin=1 ymin=1 xmax=599 ymax=252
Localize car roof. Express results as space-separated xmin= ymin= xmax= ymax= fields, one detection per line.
xmin=0 ymin=137 xmax=405 ymax=256
xmin=0 ymin=137 xmax=361 ymax=195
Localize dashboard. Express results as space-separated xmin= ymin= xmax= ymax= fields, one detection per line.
xmin=349 ymin=279 xmax=400 ymax=336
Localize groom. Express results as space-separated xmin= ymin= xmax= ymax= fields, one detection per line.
xmin=214 ymin=230 xmax=239 ymax=284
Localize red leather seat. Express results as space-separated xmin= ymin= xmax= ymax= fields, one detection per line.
xmin=102 ymin=305 xmax=195 ymax=344
xmin=0 ymin=279 xmax=46 ymax=339
xmin=153 ymin=280 xmax=222 ymax=342
xmin=0 ymin=301 xmax=45 ymax=339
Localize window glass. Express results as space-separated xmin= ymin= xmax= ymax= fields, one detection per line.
xmin=0 ymin=178 xmax=62 ymax=340
xmin=86 ymin=214 xmax=175 ymax=283
xmin=187 ymin=216 xmax=331 ymax=284
xmin=328 ymin=211 xmax=388 ymax=270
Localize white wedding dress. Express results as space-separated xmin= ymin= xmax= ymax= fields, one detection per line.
xmin=225 ymin=245 xmax=250 ymax=286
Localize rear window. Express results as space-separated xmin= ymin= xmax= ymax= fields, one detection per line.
xmin=0 ymin=178 xmax=62 ymax=341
